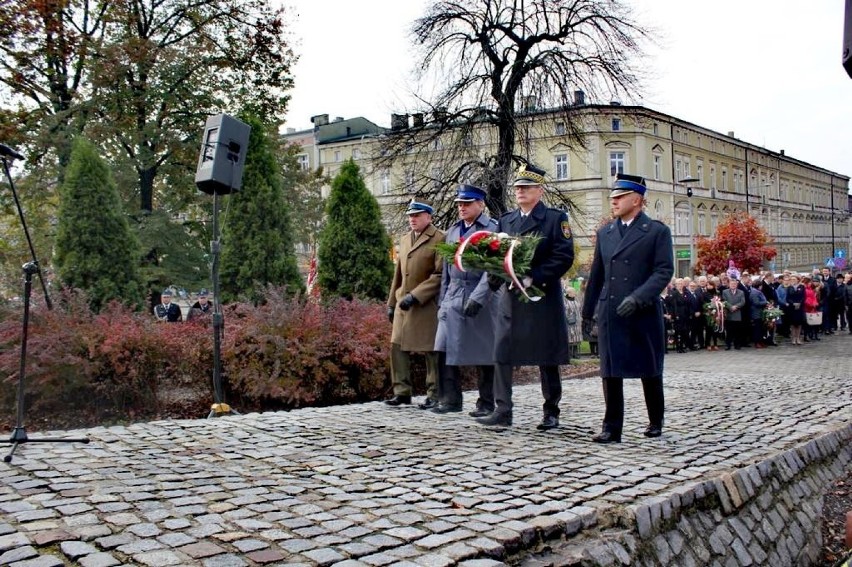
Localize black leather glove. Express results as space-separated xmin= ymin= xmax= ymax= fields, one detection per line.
xmin=487 ymin=274 xmax=503 ymax=291
xmin=616 ymin=295 xmax=639 ymax=317
xmin=398 ymin=293 xmax=418 ymax=311
xmin=582 ymin=318 xmax=593 ymax=336
xmin=387 ymin=307 xmax=394 ymax=323
xmin=463 ymin=299 xmax=483 ymax=317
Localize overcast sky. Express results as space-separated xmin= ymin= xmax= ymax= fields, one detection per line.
xmin=279 ymin=0 xmax=851 ymax=179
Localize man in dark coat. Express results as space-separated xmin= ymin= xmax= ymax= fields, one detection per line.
xmin=154 ymin=289 xmax=182 ymax=322
xmin=433 ymin=184 xmax=499 ymax=415
xmin=581 ymin=174 xmax=674 ymax=443
xmin=479 ymin=163 xmax=574 ymax=429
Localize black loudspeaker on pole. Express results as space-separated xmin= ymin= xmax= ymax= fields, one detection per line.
xmin=194 ymin=114 xmax=251 ymax=418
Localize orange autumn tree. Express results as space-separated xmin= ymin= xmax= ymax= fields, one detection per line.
xmin=695 ymin=212 xmax=777 ymax=275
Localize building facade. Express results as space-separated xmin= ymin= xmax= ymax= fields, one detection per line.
xmin=283 ymin=104 xmax=850 ymax=277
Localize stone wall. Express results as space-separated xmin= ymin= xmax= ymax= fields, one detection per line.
xmin=516 ymin=424 xmax=851 ymax=566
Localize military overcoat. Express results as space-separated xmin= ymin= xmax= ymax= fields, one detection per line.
xmin=581 ymin=211 xmax=674 ymax=378
xmin=493 ymin=201 xmax=574 ymax=366
xmin=434 ymin=213 xmax=499 ymax=365
xmin=388 ymin=224 xmax=444 ymax=352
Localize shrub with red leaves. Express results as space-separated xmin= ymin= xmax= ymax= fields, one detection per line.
xmin=0 ymin=288 xmax=391 ymax=431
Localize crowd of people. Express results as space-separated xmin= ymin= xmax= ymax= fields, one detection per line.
xmin=567 ymin=267 xmax=852 ymax=356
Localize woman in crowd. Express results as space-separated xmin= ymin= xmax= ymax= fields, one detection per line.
xmin=703 ymin=277 xmax=723 ymax=350
xmin=786 ymin=274 xmax=806 ymax=345
xmin=564 ymin=286 xmax=582 ymax=360
xmin=803 ymin=276 xmax=820 ymax=341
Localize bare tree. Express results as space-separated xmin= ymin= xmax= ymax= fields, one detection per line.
xmin=377 ymin=0 xmax=648 ymax=225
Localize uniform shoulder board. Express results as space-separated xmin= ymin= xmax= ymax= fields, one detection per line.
xmin=487 ymin=218 xmax=499 ymax=228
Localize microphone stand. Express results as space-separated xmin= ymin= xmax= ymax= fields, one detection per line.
xmin=1 ymin=154 xmax=89 ymax=462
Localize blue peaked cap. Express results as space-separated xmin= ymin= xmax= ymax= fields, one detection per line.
xmin=611 ymin=173 xmax=647 ymax=197
xmin=454 ymin=184 xmax=487 ymax=202
xmin=405 ymin=199 xmax=434 ymax=215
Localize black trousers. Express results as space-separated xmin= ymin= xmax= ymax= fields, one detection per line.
xmin=494 ymin=364 xmax=561 ymax=417
xmin=601 ymin=376 xmax=664 ymax=433
xmin=437 ymin=353 xmax=494 ymax=410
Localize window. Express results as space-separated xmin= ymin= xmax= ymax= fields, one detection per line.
xmin=462 ymin=132 xmax=473 ymax=147
xmin=675 ymin=208 xmax=689 ymax=236
xmin=721 ymin=167 xmax=728 ymax=191
xmin=675 ymin=159 xmax=683 ymax=182
xmin=296 ymin=154 xmax=309 ymax=171
xmin=352 ymin=148 xmax=362 ymax=160
xmin=697 ymin=164 xmax=703 ymax=185
xmin=611 ymin=118 xmax=621 ymax=132
xmin=653 ymin=155 xmax=662 ymax=181
xmin=405 ymin=169 xmax=415 ymax=192
xmin=333 ymin=150 xmax=342 ymax=162
xmin=698 ymin=212 xmax=706 ymax=235
xmin=380 ymin=170 xmax=391 ymax=194
xmin=555 ymin=122 xmax=566 ymax=136
xmin=609 ymin=152 xmax=625 ymax=176
xmin=555 ymin=154 xmax=569 ymax=180
xmin=710 ymin=166 xmax=716 ymax=190
xmin=683 ymin=158 xmax=691 ymax=179
xmin=653 ymin=123 xmax=659 ymax=136
xmin=654 ymin=200 xmax=664 ymax=221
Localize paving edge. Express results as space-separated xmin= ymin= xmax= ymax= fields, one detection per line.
xmin=481 ymin=422 xmax=852 ymax=566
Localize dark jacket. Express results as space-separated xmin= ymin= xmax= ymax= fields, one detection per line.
xmin=493 ymin=201 xmax=574 ymax=365
xmin=581 ymin=211 xmax=674 ymax=378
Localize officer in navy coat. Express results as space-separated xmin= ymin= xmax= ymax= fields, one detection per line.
xmin=433 ymin=184 xmax=499 ymax=415
xmin=581 ymin=174 xmax=674 ymax=443
xmin=478 ymin=163 xmax=574 ymax=429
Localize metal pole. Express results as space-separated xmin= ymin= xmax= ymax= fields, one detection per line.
xmin=689 ymin=198 xmax=694 ymax=275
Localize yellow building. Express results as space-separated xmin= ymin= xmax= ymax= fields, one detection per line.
xmin=283 ymin=104 xmax=850 ymax=276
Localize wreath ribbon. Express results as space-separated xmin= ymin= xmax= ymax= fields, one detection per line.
xmin=503 ymin=239 xmax=541 ymax=302
xmin=454 ymin=230 xmax=492 ymax=272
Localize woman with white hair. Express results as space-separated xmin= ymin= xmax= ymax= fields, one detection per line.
xmin=564 ymin=284 xmax=582 ymax=360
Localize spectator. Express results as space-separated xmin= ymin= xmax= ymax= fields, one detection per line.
xmin=722 ymin=278 xmax=745 ymax=350
xmin=564 ymin=286 xmax=582 ymax=360
xmin=154 ymin=289 xmax=182 ymax=322
xmin=746 ymin=276 xmax=768 ymax=348
xmin=786 ymin=274 xmax=806 ymax=345
xmin=187 ymin=289 xmax=212 ymax=321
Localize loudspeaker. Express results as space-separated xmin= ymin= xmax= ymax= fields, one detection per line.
xmin=195 ymin=114 xmax=251 ymax=195
xmin=845 ymin=0 xmax=852 ymax=78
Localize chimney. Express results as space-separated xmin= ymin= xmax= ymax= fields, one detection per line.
xmin=780 ymin=149 xmax=785 ymax=156
xmin=412 ymin=113 xmax=424 ymax=127
xmin=610 ymin=100 xmax=621 ymax=106
xmin=521 ymin=96 xmax=537 ymax=111
xmin=285 ymin=128 xmax=296 ymax=134
xmin=311 ymin=114 xmax=329 ymax=127
xmin=433 ymin=108 xmax=448 ymax=123
xmin=727 ymin=131 xmax=735 ymax=138
xmin=573 ymin=90 xmax=585 ymax=105
xmin=391 ymin=113 xmax=409 ymax=130
xmin=333 ymin=116 xmax=344 ymax=123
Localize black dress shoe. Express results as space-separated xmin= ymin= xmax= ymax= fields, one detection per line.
xmin=417 ymin=398 xmax=439 ymax=410
xmin=592 ymin=430 xmax=621 ymax=443
xmin=536 ymin=415 xmax=559 ymax=430
xmin=468 ymin=408 xmax=493 ymax=418
xmin=384 ymin=395 xmax=411 ymax=406
xmin=644 ymin=424 xmax=663 ymax=438
xmin=431 ymin=404 xmax=462 ymax=414
xmin=477 ymin=412 xmax=512 ymax=427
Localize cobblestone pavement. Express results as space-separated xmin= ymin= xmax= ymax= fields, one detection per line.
xmin=0 ymin=335 xmax=850 ymax=566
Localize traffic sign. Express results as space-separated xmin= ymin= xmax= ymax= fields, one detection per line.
xmin=835 ymin=249 xmax=846 ymax=259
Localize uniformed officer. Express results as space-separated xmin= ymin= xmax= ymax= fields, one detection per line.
xmin=479 ymin=163 xmax=574 ymax=429
xmin=581 ymin=173 xmax=674 ymax=443
xmin=154 ymin=289 xmax=182 ymax=322
xmin=385 ymin=199 xmax=444 ymax=408
xmin=432 ymin=184 xmax=499 ymax=415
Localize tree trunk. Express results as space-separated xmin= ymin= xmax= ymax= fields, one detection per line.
xmin=139 ymin=167 xmax=156 ymax=212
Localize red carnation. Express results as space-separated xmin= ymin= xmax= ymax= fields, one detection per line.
xmin=469 ymin=232 xmax=489 ymax=245
xmin=488 ymin=239 xmax=501 ymax=251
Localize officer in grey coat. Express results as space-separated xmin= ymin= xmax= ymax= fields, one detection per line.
xmin=479 ymin=163 xmax=574 ymax=429
xmin=433 ymin=184 xmax=499 ymax=415
xmin=581 ymin=174 xmax=674 ymax=443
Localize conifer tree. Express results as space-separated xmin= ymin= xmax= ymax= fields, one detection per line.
xmin=54 ymin=137 xmax=144 ymax=311
xmin=318 ymin=160 xmax=393 ymax=300
xmin=220 ymin=115 xmax=303 ymax=302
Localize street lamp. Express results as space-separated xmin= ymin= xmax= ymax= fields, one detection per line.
xmin=679 ymin=176 xmax=700 ymax=275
